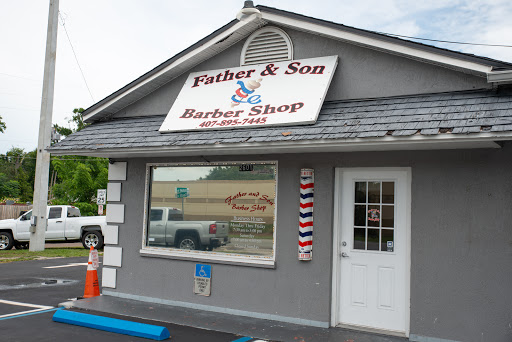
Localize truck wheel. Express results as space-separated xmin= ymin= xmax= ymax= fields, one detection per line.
xmin=82 ymin=231 xmax=104 ymax=249
xmin=178 ymin=235 xmax=199 ymax=250
xmin=0 ymin=232 xmax=14 ymax=250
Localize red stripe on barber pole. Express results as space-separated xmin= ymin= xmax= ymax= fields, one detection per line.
xmin=299 ymin=240 xmax=313 ymax=247
xmin=300 ymin=183 xmax=314 ymax=190
xmin=299 ymin=221 xmax=314 ymax=228
xmin=300 ymin=202 xmax=314 ymax=209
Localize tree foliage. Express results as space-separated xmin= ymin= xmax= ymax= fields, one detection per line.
xmin=0 ymin=108 xmax=108 ymax=215
xmin=0 ymin=115 xmax=6 ymax=133
xmin=203 ymin=165 xmax=275 ymax=180
xmin=53 ymin=108 xmax=87 ymax=139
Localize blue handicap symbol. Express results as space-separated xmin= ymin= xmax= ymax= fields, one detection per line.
xmin=195 ymin=264 xmax=211 ymax=278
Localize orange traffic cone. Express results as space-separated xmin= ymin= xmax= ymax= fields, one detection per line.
xmin=83 ymin=246 xmax=100 ymax=298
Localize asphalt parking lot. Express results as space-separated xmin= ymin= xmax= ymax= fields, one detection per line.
xmin=0 ymin=257 xmax=269 ymax=342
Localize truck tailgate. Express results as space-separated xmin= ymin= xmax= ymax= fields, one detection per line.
xmin=215 ymin=222 xmax=229 ymax=238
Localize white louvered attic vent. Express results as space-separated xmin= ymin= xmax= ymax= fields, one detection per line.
xmin=241 ymin=27 xmax=293 ymax=66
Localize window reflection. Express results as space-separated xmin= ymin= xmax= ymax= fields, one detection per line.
xmin=146 ymin=163 xmax=276 ymax=258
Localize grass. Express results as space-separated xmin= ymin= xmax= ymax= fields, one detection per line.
xmin=0 ymin=248 xmax=99 ymax=263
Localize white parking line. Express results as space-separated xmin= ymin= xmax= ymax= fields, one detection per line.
xmin=43 ymin=262 xmax=88 ymax=269
xmin=0 ymin=299 xmax=52 ymax=309
xmin=0 ymin=299 xmax=54 ymax=319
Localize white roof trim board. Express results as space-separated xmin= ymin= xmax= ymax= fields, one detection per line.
xmin=81 ymin=6 xmax=512 ymax=124
xmin=83 ymin=14 xmax=267 ymax=123
xmin=261 ymin=11 xmax=492 ymax=76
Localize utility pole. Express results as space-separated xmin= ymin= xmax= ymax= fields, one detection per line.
xmin=30 ymin=0 xmax=59 ymax=251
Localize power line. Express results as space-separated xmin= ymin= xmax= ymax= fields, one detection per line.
xmin=58 ymin=12 xmax=95 ymax=102
xmin=376 ymin=31 xmax=512 ymax=48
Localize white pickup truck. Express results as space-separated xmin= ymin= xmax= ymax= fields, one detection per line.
xmin=0 ymin=205 xmax=107 ymax=250
xmin=148 ymin=207 xmax=229 ymax=250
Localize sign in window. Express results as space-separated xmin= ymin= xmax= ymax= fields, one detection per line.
xmin=353 ymin=181 xmax=395 ymax=252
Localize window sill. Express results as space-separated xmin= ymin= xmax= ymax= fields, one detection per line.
xmin=139 ymin=248 xmax=275 ymax=269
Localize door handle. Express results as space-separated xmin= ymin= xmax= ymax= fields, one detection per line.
xmin=56 ymin=220 xmax=63 ymax=223
xmin=341 ymin=252 xmax=349 ymax=258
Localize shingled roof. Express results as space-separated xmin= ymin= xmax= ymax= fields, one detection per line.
xmin=49 ymin=89 xmax=512 ymax=157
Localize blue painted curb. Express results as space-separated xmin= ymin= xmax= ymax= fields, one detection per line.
xmin=52 ymin=310 xmax=170 ymax=340
xmin=231 ymin=337 xmax=253 ymax=342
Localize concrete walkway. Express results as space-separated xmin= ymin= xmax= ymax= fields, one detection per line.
xmin=66 ymin=295 xmax=408 ymax=342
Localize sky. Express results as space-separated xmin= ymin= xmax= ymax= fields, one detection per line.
xmin=1 ymin=0 xmax=511 ymax=154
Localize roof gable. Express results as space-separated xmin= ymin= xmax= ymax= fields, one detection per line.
xmin=83 ymin=5 xmax=512 ymax=124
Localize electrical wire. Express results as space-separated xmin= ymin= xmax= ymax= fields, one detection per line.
xmin=375 ymin=31 xmax=512 ymax=48
xmin=58 ymin=12 xmax=95 ymax=102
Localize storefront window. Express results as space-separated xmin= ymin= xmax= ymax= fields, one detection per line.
xmin=143 ymin=162 xmax=277 ymax=265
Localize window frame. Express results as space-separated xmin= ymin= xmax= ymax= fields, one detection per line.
xmin=140 ymin=161 xmax=278 ymax=268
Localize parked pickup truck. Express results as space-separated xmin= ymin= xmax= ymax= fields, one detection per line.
xmin=0 ymin=205 xmax=107 ymax=250
xmin=148 ymin=207 xmax=229 ymax=251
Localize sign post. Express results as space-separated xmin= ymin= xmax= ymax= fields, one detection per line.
xmin=97 ymin=189 xmax=106 ymax=215
xmin=175 ymin=187 xmax=189 ymax=216
xmin=194 ymin=264 xmax=211 ymax=296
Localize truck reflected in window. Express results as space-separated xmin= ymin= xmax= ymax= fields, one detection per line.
xmin=146 ymin=163 xmax=277 ymax=259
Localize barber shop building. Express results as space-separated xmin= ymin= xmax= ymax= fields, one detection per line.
xmin=50 ymin=3 xmax=512 ymax=342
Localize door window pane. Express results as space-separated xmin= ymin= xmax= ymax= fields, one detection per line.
xmin=355 ymin=182 xmax=366 ymax=203
xmin=367 ymin=205 xmax=380 ymax=227
xmin=381 ymin=229 xmax=394 ymax=252
xmin=368 ymin=182 xmax=380 ymax=203
xmin=367 ymin=229 xmax=380 ymax=250
xmin=354 ymin=205 xmax=366 ymax=226
xmin=381 ymin=205 xmax=394 ymax=228
xmin=382 ymin=182 xmax=394 ymax=204
xmin=354 ymin=228 xmax=365 ymax=250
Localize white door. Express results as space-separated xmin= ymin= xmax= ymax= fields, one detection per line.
xmin=334 ymin=169 xmax=410 ymax=336
xmin=46 ymin=207 xmax=65 ymax=239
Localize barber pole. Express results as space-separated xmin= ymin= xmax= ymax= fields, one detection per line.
xmin=299 ymin=168 xmax=314 ymax=260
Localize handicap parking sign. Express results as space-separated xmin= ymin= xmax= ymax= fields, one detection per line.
xmin=195 ymin=264 xmax=211 ymax=278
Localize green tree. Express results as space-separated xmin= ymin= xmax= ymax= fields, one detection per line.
xmin=53 ymin=108 xmax=87 ymax=138
xmin=204 ymin=165 xmax=275 ymax=180
xmin=0 ymin=115 xmax=6 ymax=133
xmin=0 ymin=147 xmax=35 ymax=202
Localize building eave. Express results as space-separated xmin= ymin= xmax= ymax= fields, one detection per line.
xmin=48 ymin=132 xmax=512 ymax=159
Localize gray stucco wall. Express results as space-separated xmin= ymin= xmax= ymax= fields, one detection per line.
xmin=112 ymin=26 xmax=490 ymax=120
xmin=109 ymin=143 xmax=512 ymax=342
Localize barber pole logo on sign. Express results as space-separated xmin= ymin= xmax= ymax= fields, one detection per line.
xmin=299 ymin=169 xmax=314 ymax=260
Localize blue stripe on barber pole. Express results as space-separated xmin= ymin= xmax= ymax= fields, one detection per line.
xmin=299 ymin=231 xmax=313 ymax=237
xmin=299 ymin=168 xmax=314 ymax=261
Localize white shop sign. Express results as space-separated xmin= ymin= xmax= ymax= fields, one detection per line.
xmin=159 ymin=56 xmax=338 ymax=133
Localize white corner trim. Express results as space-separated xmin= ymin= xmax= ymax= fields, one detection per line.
xmin=104 ymin=225 xmax=119 ymax=245
xmin=83 ymin=16 xmax=265 ymax=121
xmin=104 ymin=246 xmax=123 ymax=267
xmin=102 ymin=268 xmax=117 ymax=288
xmin=106 ymin=204 xmax=125 ymax=224
xmin=108 ymin=162 xmax=127 ymax=181
xmin=261 ymin=12 xmax=492 ymax=75
xmin=107 ymin=183 xmax=122 ymax=202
